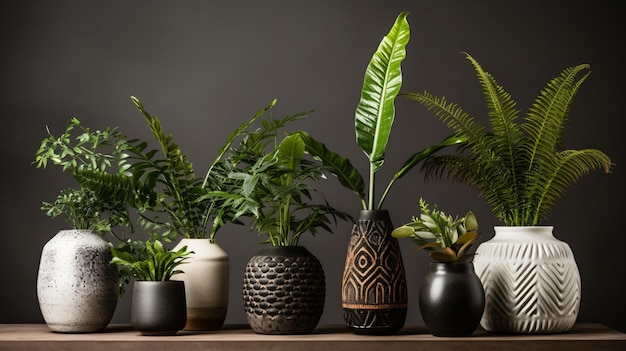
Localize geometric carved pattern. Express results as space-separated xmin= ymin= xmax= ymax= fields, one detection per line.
xmin=473 ymin=226 xmax=581 ymax=334
xmin=342 ymin=211 xmax=407 ymax=332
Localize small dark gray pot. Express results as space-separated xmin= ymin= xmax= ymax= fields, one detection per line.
xmin=243 ymin=246 xmax=325 ymax=334
xmin=419 ymin=262 xmax=485 ymax=337
xmin=131 ymin=280 xmax=187 ymax=336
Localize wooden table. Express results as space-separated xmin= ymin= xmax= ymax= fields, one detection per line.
xmin=1 ymin=323 xmax=625 ymax=351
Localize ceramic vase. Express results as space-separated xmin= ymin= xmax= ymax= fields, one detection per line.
xmin=171 ymin=238 xmax=229 ymax=331
xmin=342 ymin=210 xmax=407 ymax=335
xmin=419 ymin=262 xmax=485 ymax=337
xmin=37 ymin=229 xmax=118 ymax=333
xmin=243 ymin=246 xmax=325 ymax=334
xmin=473 ymin=226 xmax=581 ymax=334
xmin=131 ymin=280 xmax=187 ymax=336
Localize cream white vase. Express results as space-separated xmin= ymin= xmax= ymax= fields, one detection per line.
xmin=37 ymin=230 xmax=118 ymax=333
xmin=473 ymin=226 xmax=580 ymax=334
xmin=171 ymin=238 xmax=229 ymax=330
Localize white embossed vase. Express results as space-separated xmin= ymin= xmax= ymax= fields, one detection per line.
xmin=473 ymin=226 xmax=580 ymax=334
xmin=37 ymin=230 xmax=118 ymax=333
xmin=171 ymin=239 xmax=229 ymax=331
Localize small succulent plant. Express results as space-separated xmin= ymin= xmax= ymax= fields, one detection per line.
xmin=392 ymin=198 xmax=478 ymax=262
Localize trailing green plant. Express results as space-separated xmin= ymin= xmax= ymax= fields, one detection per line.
xmin=392 ymin=198 xmax=478 ymax=263
xmin=296 ymin=11 xmax=465 ymax=211
xmin=403 ymin=52 xmax=613 ymax=226
xmin=115 ymin=97 xmax=311 ymax=242
xmin=110 ymin=239 xmax=193 ymax=281
xmin=33 ymin=117 xmax=134 ymax=238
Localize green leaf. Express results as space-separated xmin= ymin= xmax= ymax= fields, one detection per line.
xmin=277 ymin=134 xmax=305 ymax=170
xmin=354 ymin=11 xmax=410 ymax=210
xmin=391 ymin=225 xmax=414 ymax=239
xmin=355 ymin=11 xmax=410 ymax=174
xmin=378 ymin=133 xmax=466 ymax=209
xmin=296 ymin=131 xmax=366 ymax=207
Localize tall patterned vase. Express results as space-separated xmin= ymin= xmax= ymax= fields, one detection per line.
xmin=473 ymin=226 xmax=581 ymax=334
xmin=171 ymin=239 xmax=229 ymax=331
xmin=342 ymin=210 xmax=407 ymax=335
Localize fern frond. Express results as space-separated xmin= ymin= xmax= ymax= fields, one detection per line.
xmin=407 ymin=54 xmax=612 ymax=226
xmin=525 ymin=148 xmax=611 ymax=225
xmin=523 ymin=64 xmax=591 ymax=170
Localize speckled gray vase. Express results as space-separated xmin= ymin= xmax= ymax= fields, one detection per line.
xmin=243 ymin=246 xmax=325 ymax=334
xmin=36 ymin=230 xmax=118 ymax=333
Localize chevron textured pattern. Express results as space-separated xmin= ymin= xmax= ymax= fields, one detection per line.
xmin=473 ymin=226 xmax=581 ymax=334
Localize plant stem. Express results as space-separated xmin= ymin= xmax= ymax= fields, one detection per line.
xmin=368 ymin=165 xmax=375 ymax=210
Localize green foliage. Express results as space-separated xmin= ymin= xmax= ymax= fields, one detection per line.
xmin=297 ymin=12 xmax=466 ymax=211
xmin=124 ymin=97 xmax=281 ymax=242
xmin=110 ymin=240 xmax=193 ymax=281
xmin=222 ymin=123 xmax=352 ymax=246
xmin=33 ymin=117 xmax=133 ymax=237
xmin=392 ymin=198 xmax=478 ymax=263
xmin=403 ymin=53 xmax=612 ymax=226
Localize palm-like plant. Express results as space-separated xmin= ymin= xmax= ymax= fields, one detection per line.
xmin=100 ymin=97 xmax=280 ymax=242
xmin=111 ymin=240 xmax=193 ymax=281
xmin=403 ymin=53 xmax=612 ymax=226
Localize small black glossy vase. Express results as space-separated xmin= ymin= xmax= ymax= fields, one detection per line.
xmin=131 ymin=281 xmax=187 ymax=336
xmin=342 ymin=210 xmax=408 ymax=335
xmin=419 ymin=262 xmax=485 ymax=337
xmin=243 ymin=246 xmax=325 ymax=334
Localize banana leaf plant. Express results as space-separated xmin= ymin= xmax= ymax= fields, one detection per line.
xmin=298 ymin=11 xmax=466 ymax=210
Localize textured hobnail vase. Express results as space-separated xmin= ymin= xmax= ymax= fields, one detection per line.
xmin=342 ymin=210 xmax=407 ymax=335
xmin=37 ymin=230 xmax=118 ymax=333
xmin=131 ymin=281 xmax=187 ymax=336
xmin=243 ymin=246 xmax=325 ymax=334
xmin=171 ymin=239 xmax=229 ymax=331
xmin=473 ymin=226 xmax=580 ymax=334
xmin=419 ymin=262 xmax=485 ymax=337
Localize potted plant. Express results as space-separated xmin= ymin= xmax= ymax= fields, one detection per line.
xmin=403 ymin=52 xmax=613 ymax=333
xmin=295 ymin=11 xmax=465 ymax=335
xmin=33 ymin=118 xmax=134 ymax=333
xmin=111 ymin=239 xmax=192 ymax=336
xmin=119 ymin=97 xmax=307 ymax=330
xmin=230 ymin=127 xmax=351 ymax=334
xmin=392 ymin=198 xmax=484 ymax=337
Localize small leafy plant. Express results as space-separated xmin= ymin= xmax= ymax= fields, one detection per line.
xmin=392 ymin=198 xmax=478 ymax=262
xmin=34 ymin=117 xmax=133 ymax=237
xmin=223 ymin=121 xmax=352 ymax=246
xmin=110 ymin=240 xmax=193 ymax=281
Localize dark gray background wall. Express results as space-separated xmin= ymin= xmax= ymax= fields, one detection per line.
xmin=2 ymin=0 xmax=624 ymax=332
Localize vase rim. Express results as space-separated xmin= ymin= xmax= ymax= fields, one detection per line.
xmin=493 ymin=225 xmax=554 ymax=229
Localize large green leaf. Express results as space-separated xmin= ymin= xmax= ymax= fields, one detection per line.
xmin=355 ymin=11 xmax=410 ymax=173
xmin=296 ymin=131 xmax=366 ymax=208
xmin=378 ymin=133 xmax=467 ymax=209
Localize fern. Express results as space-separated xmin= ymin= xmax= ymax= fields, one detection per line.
xmin=404 ymin=53 xmax=612 ymax=226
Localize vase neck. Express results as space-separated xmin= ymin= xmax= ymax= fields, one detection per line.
xmin=430 ymin=262 xmax=475 ymax=274
xmin=357 ymin=210 xmax=390 ymax=222
xmin=492 ymin=226 xmax=557 ymax=242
